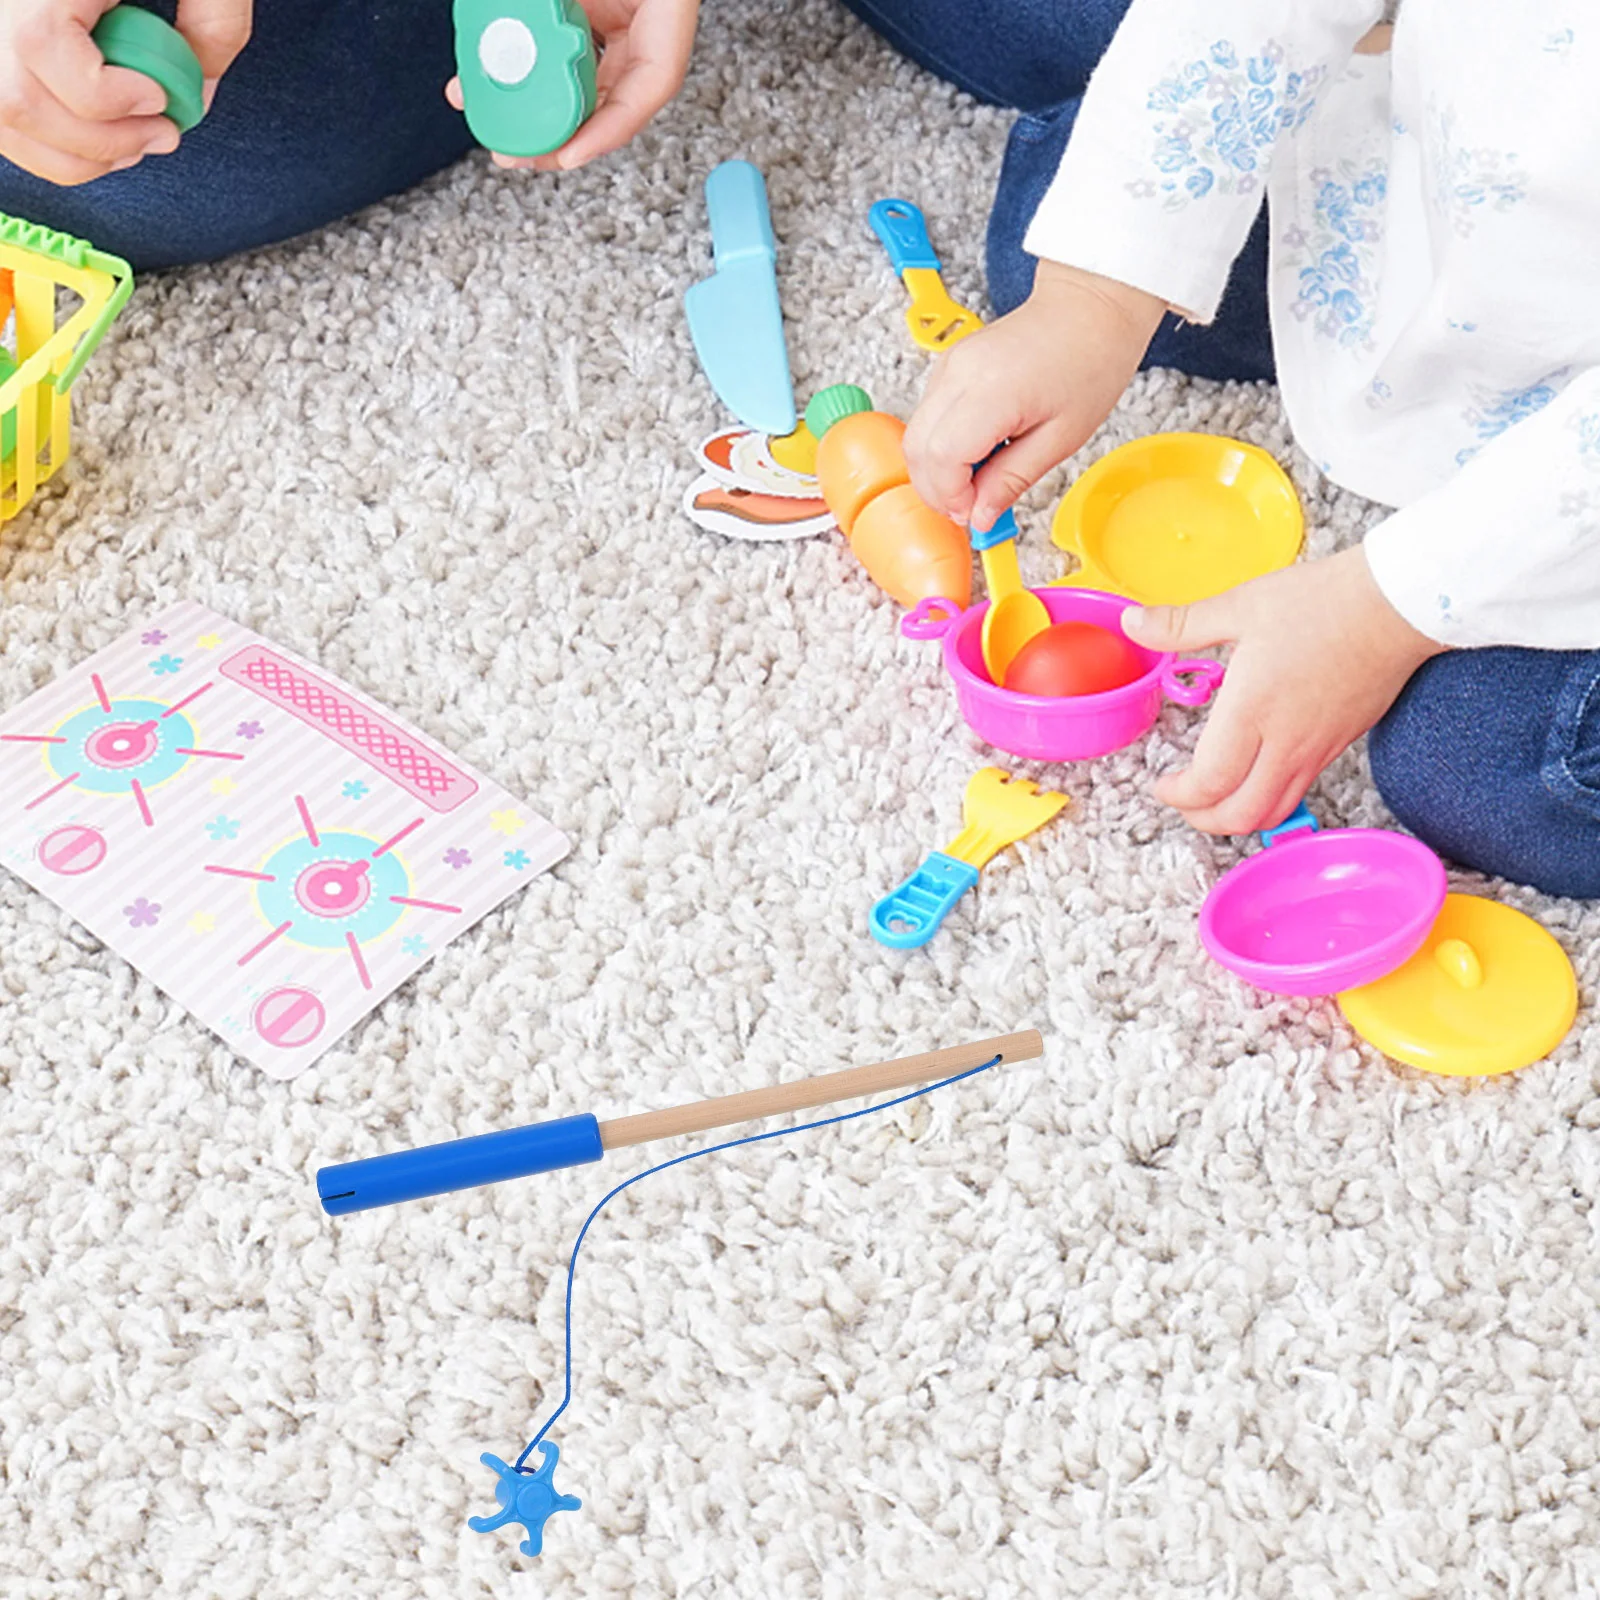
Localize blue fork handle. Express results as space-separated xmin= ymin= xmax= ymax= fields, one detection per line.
xmin=870 ymin=851 xmax=981 ymax=949
xmin=869 ymin=198 xmax=941 ymax=274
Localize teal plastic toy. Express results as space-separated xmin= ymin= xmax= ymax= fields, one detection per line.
xmin=683 ymin=161 xmax=797 ymax=435
xmin=91 ymin=6 xmax=206 ymax=133
xmin=453 ymin=0 xmax=598 ymax=158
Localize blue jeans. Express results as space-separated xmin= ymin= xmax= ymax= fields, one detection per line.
xmin=5 ymin=1 xmax=1594 ymax=896
xmin=837 ymin=0 xmax=1276 ymax=382
xmin=1370 ymin=651 xmax=1600 ymax=899
xmin=0 ymin=0 xmax=1272 ymax=364
xmin=0 ymin=0 xmax=472 ymax=270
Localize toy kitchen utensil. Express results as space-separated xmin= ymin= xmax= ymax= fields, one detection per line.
xmin=1202 ymin=806 xmax=1578 ymax=1076
xmin=868 ymin=199 xmax=981 ymax=351
xmin=870 ymin=767 xmax=1067 ymax=948
xmin=975 ymin=509 xmax=1050 ymax=683
xmin=1338 ymin=894 xmax=1578 ymax=1076
xmin=1052 ymin=433 xmax=1303 ymax=606
xmin=684 ymin=160 xmax=797 ymax=436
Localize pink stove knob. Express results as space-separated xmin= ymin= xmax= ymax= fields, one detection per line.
xmin=254 ymin=987 xmax=328 ymax=1049
xmin=38 ymin=824 xmax=109 ymax=875
xmin=295 ymin=858 xmax=372 ymax=917
xmin=83 ymin=718 xmax=161 ymax=769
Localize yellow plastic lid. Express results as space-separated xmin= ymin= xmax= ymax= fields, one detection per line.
xmin=1051 ymin=432 xmax=1303 ymax=606
xmin=1338 ymin=894 xmax=1578 ymax=1077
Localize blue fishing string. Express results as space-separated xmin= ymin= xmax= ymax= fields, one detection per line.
xmin=512 ymin=1052 xmax=1004 ymax=1472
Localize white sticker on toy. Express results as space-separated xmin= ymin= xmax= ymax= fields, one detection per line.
xmin=0 ymin=602 xmax=569 ymax=1079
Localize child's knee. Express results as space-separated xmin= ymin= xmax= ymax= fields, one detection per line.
xmin=1370 ymin=648 xmax=1600 ymax=899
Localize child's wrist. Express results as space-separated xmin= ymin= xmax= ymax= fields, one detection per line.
xmin=1342 ymin=545 xmax=1451 ymax=669
xmin=1031 ymin=259 xmax=1168 ymax=344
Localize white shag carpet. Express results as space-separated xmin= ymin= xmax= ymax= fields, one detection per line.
xmin=4 ymin=3 xmax=1600 ymax=1595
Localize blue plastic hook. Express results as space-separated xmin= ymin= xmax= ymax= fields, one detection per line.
xmin=469 ymin=1442 xmax=581 ymax=1558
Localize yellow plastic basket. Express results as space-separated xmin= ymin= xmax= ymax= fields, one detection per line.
xmin=0 ymin=213 xmax=133 ymax=522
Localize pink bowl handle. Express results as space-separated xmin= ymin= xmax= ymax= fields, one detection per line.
xmin=902 ymin=596 xmax=963 ymax=641
xmin=1161 ymin=657 xmax=1225 ymax=707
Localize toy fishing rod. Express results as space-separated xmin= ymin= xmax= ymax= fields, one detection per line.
xmin=316 ymin=1029 xmax=1043 ymax=1215
xmin=316 ymin=1029 xmax=1043 ymax=1559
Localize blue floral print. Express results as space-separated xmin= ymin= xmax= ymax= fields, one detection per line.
xmin=1429 ymin=102 xmax=1527 ymax=237
xmin=1454 ymin=375 xmax=1567 ymax=465
xmin=1284 ymin=161 xmax=1387 ymax=348
xmin=1569 ymin=409 xmax=1600 ymax=471
xmin=1136 ymin=39 xmax=1326 ymax=210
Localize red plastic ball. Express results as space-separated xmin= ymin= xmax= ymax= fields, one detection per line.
xmin=1002 ymin=621 xmax=1145 ymax=697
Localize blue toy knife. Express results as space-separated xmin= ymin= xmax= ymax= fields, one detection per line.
xmin=683 ymin=160 xmax=797 ymax=435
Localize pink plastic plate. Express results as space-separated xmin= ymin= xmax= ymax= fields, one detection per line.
xmin=1200 ymin=827 xmax=1448 ymax=997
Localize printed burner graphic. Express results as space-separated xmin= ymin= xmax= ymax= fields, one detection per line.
xmin=206 ymin=797 xmax=462 ymax=992
xmin=1 ymin=671 xmax=240 ymax=825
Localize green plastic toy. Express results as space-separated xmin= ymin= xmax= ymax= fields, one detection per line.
xmin=0 ymin=350 xmax=15 ymax=463
xmin=453 ymin=0 xmax=598 ymax=158
xmin=91 ymin=6 xmax=206 ymax=133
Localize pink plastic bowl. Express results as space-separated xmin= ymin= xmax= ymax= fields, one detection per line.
xmin=902 ymin=587 xmax=1224 ymax=762
xmin=1199 ymin=827 xmax=1448 ymax=996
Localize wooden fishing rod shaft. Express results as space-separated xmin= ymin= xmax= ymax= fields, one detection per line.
xmin=597 ymin=1028 xmax=1043 ymax=1150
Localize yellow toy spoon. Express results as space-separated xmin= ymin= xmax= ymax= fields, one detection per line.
xmin=975 ymin=510 xmax=1049 ymax=683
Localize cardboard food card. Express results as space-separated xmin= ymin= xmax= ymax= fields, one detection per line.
xmin=684 ymin=427 xmax=835 ymax=542
xmin=0 ymin=602 xmax=569 ymax=1078
xmin=695 ymin=426 xmax=821 ymax=498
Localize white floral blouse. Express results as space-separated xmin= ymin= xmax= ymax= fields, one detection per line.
xmin=1025 ymin=0 xmax=1600 ymax=650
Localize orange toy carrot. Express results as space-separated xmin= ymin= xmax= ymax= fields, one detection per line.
xmin=806 ymin=385 xmax=971 ymax=608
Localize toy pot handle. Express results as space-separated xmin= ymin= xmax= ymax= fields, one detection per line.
xmin=1161 ymin=657 xmax=1225 ymax=707
xmin=902 ymin=596 xmax=963 ymax=642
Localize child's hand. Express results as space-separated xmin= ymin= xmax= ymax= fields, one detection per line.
xmin=1122 ymin=547 xmax=1447 ymax=835
xmin=446 ymin=0 xmax=699 ymax=172
xmin=174 ymin=0 xmax=252 ymax=102
xmin=903 ymin=259 xmax=1166 ymax=533
xmin=1 ymin=0 xmax=172 ymax=183
xmin=0 ymin=0 xmax=250 ymax=185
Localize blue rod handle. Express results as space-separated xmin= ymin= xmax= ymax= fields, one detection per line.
xmin=705 ymin=159 xmax=776 ymax=271
xmin=869 ymin=198 xmax=940 ymax=273
xmin=317 ymin=1113 xmax=605 ymax=1215
xmin=870 ymin=851 xmax=981 ymax=949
